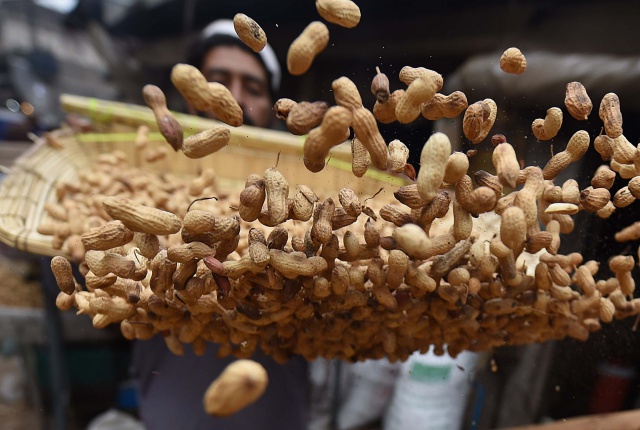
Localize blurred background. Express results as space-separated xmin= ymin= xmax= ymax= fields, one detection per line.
xmin=1 ymin=0 xmax=640 ymax=429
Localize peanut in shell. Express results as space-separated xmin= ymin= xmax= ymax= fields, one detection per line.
xmin=204 ymin=359 xmax=268 ymax=417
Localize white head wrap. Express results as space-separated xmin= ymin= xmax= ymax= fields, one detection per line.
xmin=201 ymin=19 xmax=281 ymax=93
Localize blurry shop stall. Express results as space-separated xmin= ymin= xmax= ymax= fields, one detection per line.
xmin=0 ymin=248 xmax=130 ymax=430
xmin=0 ymin=250 xmax=44 ymax=429
xmin=0 ymin=2 xmax=131 ymax=429
xmin=0 ymin=0 xmax=117 ymax=137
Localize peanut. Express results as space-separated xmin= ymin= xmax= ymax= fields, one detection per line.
xmin=561 ymin=179 xmax=580 ymax=204
xmin=629 ymin=176 xmax=640 ymax=199
xmin=594 ymin=132 xmax=614 ymax=161
xmin=135 ymin=125 xmax=149 ymax=150
xmin=474 ymin=170 xmax=503 ymax=201
xmin=500 ymin=206 xmax=526 ymax=253
xmin=189 ymin=168 xmax=217 ymax=196
xmin=287 ymin=21 xmax=330 ymax=76
xmin=463 ymin=101 xmax=489 ymax=143
xmin=387 ymin=140 xmax=410 ymax=172
xmin=291 ymin=185 xmax=318 ymax=221
xmin=416 ymin=132 xmax=451 ymax=203
xmin=309 ymin=198 xmax=335 ymax=245
xmin=492 ymin=142 xmax=520 ymax=188
xmin=304 ymin=105 xmax=352 ymax=172
xmin=394 ymin=184 xmax=426 ymax=209
xmin=572 ymin=265 xmax=597 ymax=296
xmin=337 ymin=188 xmax=361 ymax=217
xmin=81 ymin=220 xmax=134 ymax=251
xmin=599 ymin=93 xmax=623 ymax=139
xmin=490 ymin=238 xmax=519 ymax=286
xmin=456 ymin=176 xmax=497 ymax=216
xmin=613 ymin=186 xmax=636 ymax=209
xmin=565 ymin=81 xmax=592 ymax=120
xmin=170 ymin=64 xmax=213 ymax=112
xmin=393 ymin=224 xmax=431 ymax=260
xmin=545 ymin=203 xmax=579 ymax=215
xmin=499 ymin=47 xmax=526 ymax=75
xmin=398 ymin=67 xmax=443 ymax=89
xmin=597 ymin=201 xmax=616 ymax=219
xmin=144 ymin=147 xmax=168 ymax=163
xmin=266 ymin=227 xmax=289 ymax=250
xmin=233 ymin=13 xmax=267 ymax=52
xmin=269 ymin=250 xmax=328 ymax=278
xmin=204 ymin=359 xmax=268 ymax=417
xmin=351 ymin=107 xmax=388 ymax=170
xmin=477 ymin=99 xmax=498 ymax=143
xmin=514 ymin=166 xmax=543 ymax=227
xmin=103 ymin=197 xmax=182 ymax=235
xmin=238 ymin=174 xmax=266 ymax=222
xmin=373 ymin=89 xmax=404 ymax=124
xmin=443 ymin=152 xmax=469 ymax=185
xmin=395 ymin=75 xmax=438 ymax=124
xmin=591 ymin=166 xmax=616 ymax=190
xmin=56 ymin=291 xmax=75 ymax=311
xmin=609 ymin=256 xmax=635 ymax=296
xmin=615 ymin=221 xmax=640 ymax=242
xmin=351 ymin=136 xmax=371 ymax=177
xmin=611 ymin=134 xmax=637 ymax=164
xmin=387 ymin=250 xmax=409 ymax=289
xmin=207 ymin=82 xmax=244 ymax=127
xmin=286 ymin=101 xmax=330 ymax=135
xmin=532 ymin=108 xmax=562 ymax=141
xmin=142 ymin=84 xmax=183 ymax=151
xmin=579 ymin=187 xmax=611 ymax=212
xmin=380 ymin=204 xmax=413 ymax=227
xmin=273 ymin=98 xmax=297 ymax=120
xmin=415 ymin=191 xmax=450 ymax=230
xmin=420 ymin=91 xmax=468 ymax=120
xmin=599 ymin=298 xmax=616 ymax=323
xmin=171 ymin=64 xmax=243 ymax=126
xmin=316 ymin=0 xmax=361 ymax=28
xmin=51 ymin=256 xmax=76 ymax=295
xmin=183 ymin=213 xmax=239 ymax=242
xmin=182 ymin=127 xmax=230 ymax=159
xmin=546 ymin=220 xmax=561 ymax=255
xmin=542 ymin=130 xmax=590 ymax=180
xmin=85 ymin=250 xmax=135 ymax=278
xmin=610 ymin=159 xmax=637 ymax=179
xmin=371 ymin=66 xmax=390 ymax=103
xmin=263 ymin=165 xmax=289 ymax=225
xmin=167 ymin=242 xmax=215 ymax=263
xmin=452 ymin=200 xmax=472 ymax=241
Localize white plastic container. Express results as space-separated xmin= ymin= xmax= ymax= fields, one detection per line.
xmin=337 ymin=358 xmax=402 ymax=430
xmin=383 ymin=349 xmax=478 ymax=430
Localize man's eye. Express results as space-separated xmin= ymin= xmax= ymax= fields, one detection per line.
xmin=207 ymin=74 xmax=230 ymax=87
xmin=245 ymin=82 xmax=267 ymax=97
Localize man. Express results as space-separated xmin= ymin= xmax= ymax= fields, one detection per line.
xmin=185 ymin=19 xmax=281 ymax=128
xmin=132 ymin=20 xmax=309 ymax=430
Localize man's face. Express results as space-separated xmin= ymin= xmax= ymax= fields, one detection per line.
xmin=201 ymin=45 xmax=273 ymax=128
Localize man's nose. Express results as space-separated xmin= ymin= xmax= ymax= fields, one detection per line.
xmin=228 ymin=78 xmax=245 ymax=109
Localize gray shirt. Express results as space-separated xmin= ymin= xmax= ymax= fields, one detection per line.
xmin=133 ymin=336 xmax=309 ymax=430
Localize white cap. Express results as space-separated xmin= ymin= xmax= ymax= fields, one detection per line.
xmin=201 ymin=19 xmax=281 ymax=93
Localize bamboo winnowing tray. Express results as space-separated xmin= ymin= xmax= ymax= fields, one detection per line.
xmin=0 ymin=94 xmax=407 ymax=257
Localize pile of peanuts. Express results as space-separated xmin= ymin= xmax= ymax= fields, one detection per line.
xmin=0 ymin=257 xmax=42 ymax=309
xmin=43 ymin=4 xmax=640 ymax=363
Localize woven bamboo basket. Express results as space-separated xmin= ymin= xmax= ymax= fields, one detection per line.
xmin=0 ymin=94 xmax=407 ymax=258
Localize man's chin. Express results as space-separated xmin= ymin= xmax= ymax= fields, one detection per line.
xmin=242 ymin=112 xmax=255 ymax=127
